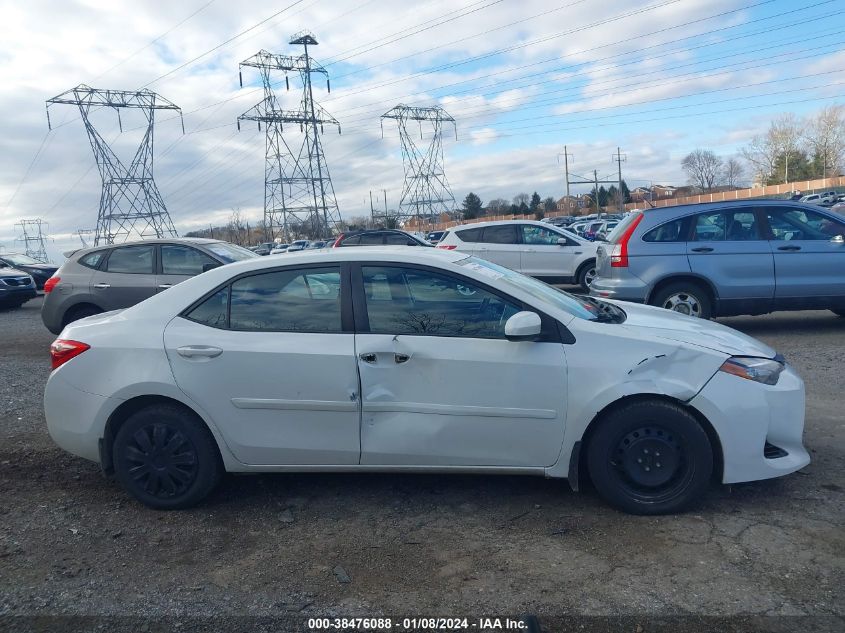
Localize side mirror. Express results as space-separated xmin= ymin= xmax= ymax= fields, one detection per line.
xmin=504 ymin=311 xmax=542 ymax=341
xmin=202 ymin=262 xmax=221 ymax=273
xmin=831 ymin=235 xmax=844 ymax=244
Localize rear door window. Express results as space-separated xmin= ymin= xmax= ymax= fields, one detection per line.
xmin=161 ymin=245 xmax=217 ymax=275
xmin=358 ymin=233 xmax=384 ymax=246
xmin=105 ymin=245 xmax=154 ymax=274
xmin=521 ymin=225 xmax=562 ymax=245
xmin=693 ymin=210 xmax=760 ymax=241
xmin=481 ymin=225 xmax=519 ymax=244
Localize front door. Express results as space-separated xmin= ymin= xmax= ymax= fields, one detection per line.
xmin=353 ymin=264 xmax=568 ymax=467
xmin=762 ymin=205 xmax=845 ymax=306
xmin=686 ymin=208 xmax=775 ymax=313
xmin=164 ymin=265 xmax=361 ymax=465
xmin=519 ymin=224 xmax=580 ymax=278
xmin=90 ymin=244 xmax=157 ymax=310
xmin=156 ymin=244 xmax=219 ymax=292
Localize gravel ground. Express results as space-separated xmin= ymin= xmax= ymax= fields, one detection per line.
xmin=0 ymin=297 xmax=843 ymax=630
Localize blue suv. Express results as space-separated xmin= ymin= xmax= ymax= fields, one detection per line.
xmin=590 ymin=200 xmax=845 ymax=319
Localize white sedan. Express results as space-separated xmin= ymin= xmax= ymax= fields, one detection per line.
xmin=44 ymin=248 xmax=809 ymax=514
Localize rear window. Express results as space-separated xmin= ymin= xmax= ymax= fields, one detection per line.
xmin=606 ymin=212 xmax=643 ymax=244
xmin=455 ymin=227 xmax=482 ymax=242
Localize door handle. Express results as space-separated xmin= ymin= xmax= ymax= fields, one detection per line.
xmin=359 ymin=352 xmax=377 ymax=364
xmin=177 ymin=345 xmax=223 ymax=359
xmin=93 ymin=283 xmax=110 ymax=289
xmin=394 ymin=353 xmax=410 ymax=364
xmin=691 ymin=247 xmax=714 ymax=253
xmin=777 ymin=245 xmax=802 ymax=251
xmin=158 ymin=283 xmax=173 ymax=289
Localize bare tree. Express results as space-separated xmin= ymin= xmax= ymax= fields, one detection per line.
xmin=512 ymin=192 xmax=530 ymax=206
xmin=486 ymin=198 xmax=509 ymax=214
xmin=742 ymin=132 xmax=779 ymax=185
xmin=681 ymin=148 xmax=723 ymax=191
xmin=804 ymin=104 xmax=845 ymax=178
xmin=227 ymin=208 xmax=246 ymax=246
xmin=771 ymin=113 xmax=803 ymax=183
xmin=722 ymin=158 xmax=745 ymax=188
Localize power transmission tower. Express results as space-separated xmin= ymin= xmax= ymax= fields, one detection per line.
xmin=46 ymin=85 xmax=182 ymax=246
xmin=76 ymin=228 xmax=96 ymax=248
xmin=15 ymin=219 xmax=50 ymax=262
xmin=238 ymin=32 xmax=342 ymax=242
xmin=381 ymin=105 xmax=456 ymax=229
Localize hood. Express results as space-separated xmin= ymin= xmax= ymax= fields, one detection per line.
xmin=0 ymin=266 xmax=31 ymax=277
xmin=609 ymin=301 xmax=776 ymax=358
xmin=19 ymin=263 xmax=58 ymax=272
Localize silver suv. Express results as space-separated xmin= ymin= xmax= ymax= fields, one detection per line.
xmin=436 ymin=220 xmax=599 ymax=290
xmin=589 ymin=201 xmax=845 ymax=318
xmin=42 ymin=238 xmax=257 ymax=334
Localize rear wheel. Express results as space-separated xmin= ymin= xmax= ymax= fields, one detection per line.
xmin=650 ymin=281 xmax=713 ymax=319
xmin=577 ymin=260 xmax=597 ymax=291
xmin=113 ymin=404 xmax=223 ymax=510
xmin=586 ymin=399 xmax=713 ymax=515
xmin=62 ymin=304 xmax=102 ymax=327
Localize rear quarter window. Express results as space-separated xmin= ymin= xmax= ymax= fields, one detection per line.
xmin=78 ymin=250 xmax=108 ymax=269
xmin=642 ymin=217 xmax=690 ymax=242
xmin=455 ymin=227 xmax=482 ymax=242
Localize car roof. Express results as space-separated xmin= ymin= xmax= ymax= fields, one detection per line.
xmin=451 ymin=219 xmax=553 ymax=231
xmin=64 ymin=237 xmax=225 ymax=259
xmin=631 ymin=199 xmax=828 ymax=220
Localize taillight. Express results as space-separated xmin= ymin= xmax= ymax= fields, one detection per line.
xmin=610 ymin=214 xmax=644 ymax=268
xmin=332 ymin=234 xmax=345 ymax=247
xmin=43 ymin=276 xmax=60 ymax=293
xmin=50 ymin=339 xmax=90 ymax=370
xmin=437 ymin=244 xmax=457 ymax=250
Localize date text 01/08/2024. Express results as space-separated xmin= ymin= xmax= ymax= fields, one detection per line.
xmin=306 ymin=617 xmax=534 ymax=630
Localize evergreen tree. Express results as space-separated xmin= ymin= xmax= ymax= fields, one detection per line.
xmin=529 ymin=192 xmax=542 ymax=212
xmin=462 ymin=192 xmax=483 ymax=219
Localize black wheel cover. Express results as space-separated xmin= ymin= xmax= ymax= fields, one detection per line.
xmin=122 ymin=423 xmax=199 ymax=498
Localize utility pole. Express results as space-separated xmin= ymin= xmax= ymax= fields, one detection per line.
xmin=557 ymin=147 xmax=574 ymax=213
xmin=46 ymin=85 xmax=182 ymax=245
xmin=612 ymin=147 xmax=627 ymax=212
xmin=593 ymin=170 xmax=601 ymax=220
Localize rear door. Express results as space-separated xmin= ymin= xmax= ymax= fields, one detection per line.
xmin=519 ymin=224 xmax=580 ymax=278
xmin=90 ymin=244 xmax=157 ymax=310
xmin=686 ymin=209 xmax=774 ymax=313
xmin=761 ymin=205 xmax=845 ymax=307
xmin=164 ymin=264 xmax=361 ymax=465
xmin=475 ymin=224 xmax=521 ymax=271
xmin=156 ymin=244 xmax=220 ymax=292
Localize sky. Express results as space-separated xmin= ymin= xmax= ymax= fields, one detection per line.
xmin=0 ymin=0 xmax=843 ymax=260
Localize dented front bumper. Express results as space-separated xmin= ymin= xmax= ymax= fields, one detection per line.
xmin=688 ymin=364 xmax=810 ymax=484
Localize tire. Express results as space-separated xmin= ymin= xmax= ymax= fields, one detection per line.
xmin=650 ymin=281 xmax=713 ymax=319
xmin=577 ymin=260 xmax=597 ymax=291
xmin=112 ymin=404 xmax=223 ymax=510
xmin=586 ymin=399 xmax=713 ymax=515
xmin=62 ymin=304 xmax=102 ymax=327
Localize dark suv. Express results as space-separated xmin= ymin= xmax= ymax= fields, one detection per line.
xmin=332 ymin=230 xmax=432 ymax=247
xmin=590 ymin=201 xmax=845 ymax=318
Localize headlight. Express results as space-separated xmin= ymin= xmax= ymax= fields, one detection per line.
xmin=719 ymin=356 xmax=784 ymax=386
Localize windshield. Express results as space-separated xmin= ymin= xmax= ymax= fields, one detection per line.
xmin=204 ymin=242 xmax=258 ymax=263
xmin=3 ymin=254 xmax=39 ymax=265
xmin=456 ymin=257 xmax=609 ymax=322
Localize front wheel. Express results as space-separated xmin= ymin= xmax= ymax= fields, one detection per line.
xmin=650 ymin=282 xmax=713 ymax=319
xmin=113 ymin=404 xmax=223 ymax=510
xmin=586 ymin=399 xmax=713 ymax=515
